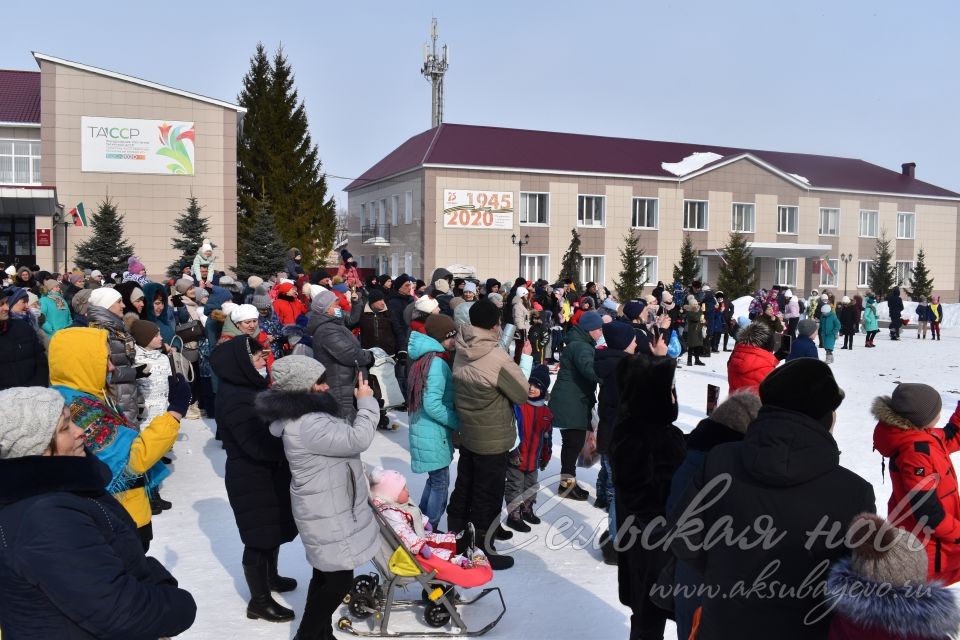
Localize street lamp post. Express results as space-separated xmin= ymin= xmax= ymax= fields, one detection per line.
xmin=840 ymin=253 xmax=853 ymax=296
xmin=511 ymin=233 xmax=529 ymax=277
xmin=52 ymin=204 xmax=69 ymax=274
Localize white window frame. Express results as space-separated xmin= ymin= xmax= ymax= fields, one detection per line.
xmin=379 ymin=198 xmax=387 ymax=226
xmin=895 ymin=261 xmax=913 ymax=287
xmin=731 ymin=203 xmax=756 ymax=233
xmin=778 ymin=205 xmax=799 ymax=235
xmin=697 ymin=256 xmax=708 ymax=283
xmin=857 ymin=260 xmax=871 ymax=288
xmin=819 ymin=207 xmax=840 ymax=236
xmin=360 ymin=203 xmax=367 ymax=226
xmin=519 ymin=192 xmax=549 ymax=226
xmin=896 ymin=212 xmax=916 ymax=240
xmin=521 ymin=254 xmax=550 ymax=282
xmin=638 ymin=256 xmax=658 ymax=285
xmin=775 ymin=258 xmax=797 ymax=287
xmin=683 ymin=200 xmax=709 ymax=231
xmin=0 ymin=139 xmax=41 ymax=185
xmin=581 ymin=255 xmax=605 ymax=285
xmin=819 ymin=258 xmax=839 ymax=288
xmin=404 ymin=252 xmax=413 ymax=276
xmin=390 ymin=253 xmax=398 ymax=277
xmin=858 ymin=209 xmax=879 ymax=238
xmin=577 ymin=195 xmax=605 ymax=228
xmin=391 ymin=195 xmax=400 ymax=226
xmin=404 ymin=191 xmax=413 ymax=224
xmin=631 ymin=197 xmax=659 ymax=229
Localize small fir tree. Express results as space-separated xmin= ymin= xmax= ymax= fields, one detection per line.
xmin=167 ymin=196 xmax=211 ymax=278
xmin=868 ymin=230 xmax=896 ymax=296
xmin=716 ymin=232 xmax=757 ymax=300
xmin=233 ymin=197 xmax=287 ymax=281
xmin=558 ymin=228 xmax=583 ymax=291
xmin=907 ymin=247 xmax=934 ymax=300
xmin=672 ymin=233 xmax=701 ymax=285
xmin=614 ymin=229 xmax=647 ymax=300
xmin=74 ymin=197 xmax=135 ymax=275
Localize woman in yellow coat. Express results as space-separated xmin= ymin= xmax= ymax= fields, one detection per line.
xmin=48 ymin=326 xmax=191 ymax=551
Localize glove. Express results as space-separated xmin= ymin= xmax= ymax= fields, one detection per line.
xmin=424 ymin=521 xmax=433 ymax=532
xmin=419 ymin=545 xmax=433 ymax=559
xmin=135 ymin=364 xmax=152 ymax=379
xmin=166 ymin=373 xmax=192 ymax=416
xmin=171 ymin=294 xmax=184 ymax=308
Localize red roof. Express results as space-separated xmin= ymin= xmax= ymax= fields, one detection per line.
xmin=346 ymin=123 xmax=959 ymax=199
xmin=0 ymin=70 xmax=40 ymax=124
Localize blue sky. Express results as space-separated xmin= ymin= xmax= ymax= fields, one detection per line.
xmin=3 ymin=0 xmax=958 ymax=205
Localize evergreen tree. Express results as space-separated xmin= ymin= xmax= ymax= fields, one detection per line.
xmin=558 ymin=228 xmax=583 ymax=291
xmin=907 ymin=247 xmax=934 ymax=300
xmin=167 ymin=196 xmax=211 ymax=278
xmin=233 ymin=197 xmax=287 ymax=281
xmin=716 ymin=232 xmax=757 ymax=300
xmin=868 ymin=230 xmax=896 ymax=296
xmin=237 ymin=43 xmax=336 ymax=269
xmin=614 ymin=229 xmax=647 ymax=300
xmin=74 ymin=197 xmax=135 ymax=275
xmin=672 ymin=233 xmax=701 ymax=285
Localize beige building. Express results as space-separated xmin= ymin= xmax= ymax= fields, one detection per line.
xmin=346 ymin=124 xmax=960 ymax=301
xmin=0 ymin=53 xmax=242 ymax=275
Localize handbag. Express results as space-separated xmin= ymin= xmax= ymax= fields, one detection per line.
xmin=176 ymin=319 xmax=204 ymax=343
xmin=168 ymin=336 xmax=195 ymax=382
xmin=577 ymin=429 xmax=599 ymax=468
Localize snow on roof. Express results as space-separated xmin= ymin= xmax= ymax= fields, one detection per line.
xmin=788 ymin=173 xmax=810 ymax=185
xmin=660 ymin=152 xmax=725 ymax=177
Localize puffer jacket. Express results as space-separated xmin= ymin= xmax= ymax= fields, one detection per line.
xmin=453 ymin=299 xmax=475 ymax=328
xmin=512 ymin=295 xmax=530 ymax=331
xmin=549 ymin=324 xmax=601 ymax=430
xmin=863 ymin=299 xmax=879 ymax=332
xmin=358 ymin=304 xmax=399 ymax=356
xmin=86 ymin=304 xmax=140 ymax=425
xmin=888 ymin=290 xmax=904 ymax=322
xmin=873 ymin=397 xmax=960 ymax=584
xmin=259 ymin=390 xmax=380 ymax=572
xmin=819 ymin=309 xmax=840 ymax=351
xmin=134 ymin=345 xmax=172 ymax=425
xmin=306 ymin=295 xmax=374 ymax=422
xmin=407 ymin=331 xmax=459 ymax=473
xmin=452 ymin=324 xmax=531 ymax=455
xmin=39 ymin=291 xmax=72 ymax=337
xmin=727 ymin=322 xmax=778 ymax=394
xmin=0 ymin=317 xmax=49 ymax=390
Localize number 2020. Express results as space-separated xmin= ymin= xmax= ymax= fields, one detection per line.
xmin=447 ymin=209 xmax=495 ymax=227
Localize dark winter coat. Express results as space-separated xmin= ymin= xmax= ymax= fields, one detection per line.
xmin=141 ymin=282 xmax=175 ymax=345
xmin=916 ymin=303 xmax=935 ymax=323
xmin=838 ymin=303 xmax=858 ymax=336
xmin=0 ymin=317 xmax=48 ymax=390
xmin=0 ymin=455 xmax=196 ymax=639
xmin=86 ymin=305 xmax=140 ymax=425
xmin=358 ymin=304 xmax=399 ymax=356
xmin=211 ymin=337 xmax=298 ymax=550
xmin=669 ymin=406 xmax=876 ymax=640
xmin=873 ymin=398 xmax=960 ymax=583
xmin=386 ymin=290 xmax=415 ymax=351
xmin=593 ymin=346 xmax=629 ymax=455
xmin=685 ymin=306 xmax=704 ymax=349
xmin=786 ymin=334 xmax=819 ymax=361
xmin=549 ymin=324 xmax=601 ymax=430
xmin=887 ymin=289 xmax=904 ymax=323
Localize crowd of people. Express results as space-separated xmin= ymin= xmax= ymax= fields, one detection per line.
xmin=0 ymin=244 xmax=957 ymax=640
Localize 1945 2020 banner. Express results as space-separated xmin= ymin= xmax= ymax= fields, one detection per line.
xmin=443 ymin=190 xmax=513 ymax=229
xmin=81 ymin=116 xmax=196 ymax=175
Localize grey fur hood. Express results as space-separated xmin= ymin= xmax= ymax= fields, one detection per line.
xmin=871 ymin=396 xmax=922 ymax=430
xmin=256 ymin=389 xmax=339 ymax=436
xmin=737 ymin=321 xmax=774 ymax=349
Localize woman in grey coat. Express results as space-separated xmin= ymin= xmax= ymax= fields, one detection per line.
xmin=85 ymin=287 xmax=141 ymax=425
xmin=257 ymin=355 xmax=380 ymax=640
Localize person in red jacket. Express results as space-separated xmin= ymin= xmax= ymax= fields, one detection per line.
xmin=873 ymin=383 xmax=960 ymax=584
xmin=504 ymin=364 xmax=553 ymax=533
xmin=726 ymin=321 xmax=778 ymax=394
xmin=272 ymin=282 xmax=307 ymax=326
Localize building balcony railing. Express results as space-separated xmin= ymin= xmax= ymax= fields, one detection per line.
xmin=362 ymin=223 xmax=391 ymax=246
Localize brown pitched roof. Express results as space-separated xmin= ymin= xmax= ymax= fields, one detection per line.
xmin=0 ymin=69 xmax=40 ymax=124
xmin=345 ymin=123 xmax=959 ymax=199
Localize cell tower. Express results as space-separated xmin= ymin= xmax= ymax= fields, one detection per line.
xmin=421 ymin=18 xmax=449 ymax=128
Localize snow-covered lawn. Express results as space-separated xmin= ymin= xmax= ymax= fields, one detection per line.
xmin=152 ymin=330 xmax=960 ymax=639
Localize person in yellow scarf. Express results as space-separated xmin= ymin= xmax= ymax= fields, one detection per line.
xmin=930 ymin=295 xmax=944 ymax=341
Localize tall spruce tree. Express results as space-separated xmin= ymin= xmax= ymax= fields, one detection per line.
xmin=672 ymin=233 xmax=701 ymax=285
xmin=868 ymin=230 xmax=896 ymax=296
xmin=237 ymin=43 xmax=336 ymax=269
xmin=234 ymin=197 xmax=287 ymax=281
xmin=558 ymin=228 xmax=583 ymax=291
xmin=907 ymin=247 xmax=934 ymax=300
xmin=167 ymin=196 xmax=211 ymax=278
xmin=615 ymin=229 xmax=646 ymax=300
xmin=716 ymin=232 xmax=756 ymax=300
xmin=74 ymin=197 xmax=135 ymax=275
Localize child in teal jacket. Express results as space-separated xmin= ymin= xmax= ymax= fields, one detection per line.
xmin=39 ymin=279 xmax=73 ymax=337
xmin=818 ymin=304 xmax=840 ymax=363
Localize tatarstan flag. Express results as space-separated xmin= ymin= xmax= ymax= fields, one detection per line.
xmin=69 ymin=203 xmax=87 ymax=227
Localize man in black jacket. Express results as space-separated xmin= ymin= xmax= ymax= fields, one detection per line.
xmin=0 ymin=288 xmax=48 ymax=390
xmin=387 ymin=275 xmax=415 ymax=403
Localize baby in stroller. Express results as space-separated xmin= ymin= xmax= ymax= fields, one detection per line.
xmin=369 ymin=467 xmax=487 ymax=569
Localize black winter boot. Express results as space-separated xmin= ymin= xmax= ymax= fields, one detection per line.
xmin=268 ymin=547 xmax=297 ymax=593
xmin=521 ymin=501 xmax=541 ymax=525
xmin=243 ymin=560 xmax=295 ymax=622
xmin=477 ymin=532 xmax=515 ymax=570
xmin=506 ymin=508 xmax=531 ymax=533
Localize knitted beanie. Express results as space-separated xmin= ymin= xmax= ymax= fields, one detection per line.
xmin=602 ymin=321 xmax=635 ymax=351
xmin=71 ymin=289 xmax=93 ymax=316
xmin=231 ymin=304 xmax=259 ymax=324
xmin=487 ymin=293 xmax=504 ymax=307
xmin=0 ymin=387 xmax=65 ymax=458
xmin=194 ymin=286 xmax=210 ymax=302
xmin=88 ymin=287 xmax=122 ymax=309
xmin=367 ymin=289 xmax=386 ymax=305
xmin=623 ymin=301 xmax=645 ymax=320
xmin=709 ymin=391 xmax=762 ymax=434
xmin=888 ymin=383 xmax=942 ymax=429
xmin=425 ymin=314 xmax=457 ymax=343
xmin=759 ymin=359 xmax=845 ymax=426
xmin=463 ymin=281 xmax=478 ymax=294
xmin=848 ymin=513 xmax=927 ymax=586
xmin=797 ymin=318 xmax=818 ymax=337
xmin=415 ymin=297 xmax=439 ymax=315
xmin=469 ymin=298 xmax=501 ymax=329
xmin=369 ymin=467 xmax=407 ymax=503
xmin=579 ymin=311 xmax=603 ymax=332
xmin=130 ymin=320 xmax=160 ymax=348
xmin=270 ymin=355 xmax=326 ymax=392
xmin=251 ymin=285 xmax=273 ymax=312
xmin=127 ymin=256 xmax=145 ymax=275
xmin=313 ymin=290 xmax=338 ymax=313
xmin=174 ymin=278 xmax=194 ymax=295
xmin=528 ymin=364 xmax=551 ymax=396
xmin=247 ymin=275 xmax=264 ymax=290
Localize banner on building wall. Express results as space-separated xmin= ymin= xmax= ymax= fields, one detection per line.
xmin=81 ymin=116 xmax=195 ymax=175
xmin=35 ymin=229 xmax=51 ymax=247
xmin=442 ymin=190 xmax=513 ymax=229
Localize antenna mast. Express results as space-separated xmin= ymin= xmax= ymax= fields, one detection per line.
xmin=421 ymin=18 xmax=449 ymax=128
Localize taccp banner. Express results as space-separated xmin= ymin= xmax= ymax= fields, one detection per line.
xmin=81 ymin=116 xmax=195 ymax=175
xmin=443 ymin=190 xmax=513 ymax=229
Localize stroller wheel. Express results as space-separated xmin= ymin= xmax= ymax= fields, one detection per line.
xmin=347 ymin=574 xmax=379 ymax=619
xmin=425 ymin=601 xmax=453 ymax=628
xmin=338 ymin=617 xmax=353 ymax=631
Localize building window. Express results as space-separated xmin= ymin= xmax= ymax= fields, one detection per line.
xmin=0 ymin=217 xmax=35 ymax=259
xmin=857 ymin=260 xmax=871 ymax=288
xmin=379 ymin=198 xmax=387 ymax=226
xmin=0 ymin=140 xmax=41 ymax=185
xmin=391 ymin=253 xmax=398 ymax=277
xmin=775 ymin=259 xmax=797 ymax=286
xmin=819 ymin=208 xmax=840 ymax=236
xmin=778 ymin=206 xmax=798 ymax=234
xmin=404 ymin=191 xmax=413 ymax=224
xmin=519 ymin=192 xmax=549 ymax=225
xmin=820 ymin=258 xmax=838 ymax=288
xmin=582 ymin=255 xmax=605 ymax=284
xmin=683 ymin=200 xmax=708 ymax=231
xmin=896 ymin=261 xmax=913 ymax=287
xmin=521 ymin=255 xmax=549 ymax=282
xmin=578 ymin=195 xmax=604 ymax=227
xmin=731 ymin=203 xmax=755 ymax=233
xmin=638 ymin=256 xmax=658 ymax=284
xmin=896 ymin=212 xmax=915 ymax=239
xmin=391 ymin=195 xmax=400 ymax=226
xmin=360 ymin=203 xmax=367 ymax=226
xmin=859 ymin=210 xmax=878 ymax=238
xmin=697 ymin=256 xmax=708 ymax=283
xmin=632 ymin=198 xmax=658 ymax=229
xmin=404 ymin=252 xmax=413 ymax=276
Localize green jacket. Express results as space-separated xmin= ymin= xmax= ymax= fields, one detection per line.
xmin=549 ymin=324 xmax=601 ymax=430
xmin=452 ymin=324 xmax=532 ymax=455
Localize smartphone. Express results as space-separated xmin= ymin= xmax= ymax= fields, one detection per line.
xmin=354 ymin=360 xmax=366 ymax=384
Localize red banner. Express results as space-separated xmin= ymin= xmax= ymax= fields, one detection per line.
xmin=36 ymin=228 xmax=51 ymax=247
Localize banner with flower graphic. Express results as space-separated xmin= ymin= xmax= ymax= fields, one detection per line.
xmin=81 ymin=116 xmax=195 ymax=175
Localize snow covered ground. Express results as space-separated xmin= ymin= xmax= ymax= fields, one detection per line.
xmin=152 ymin=329 xmax=960 ymax=639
